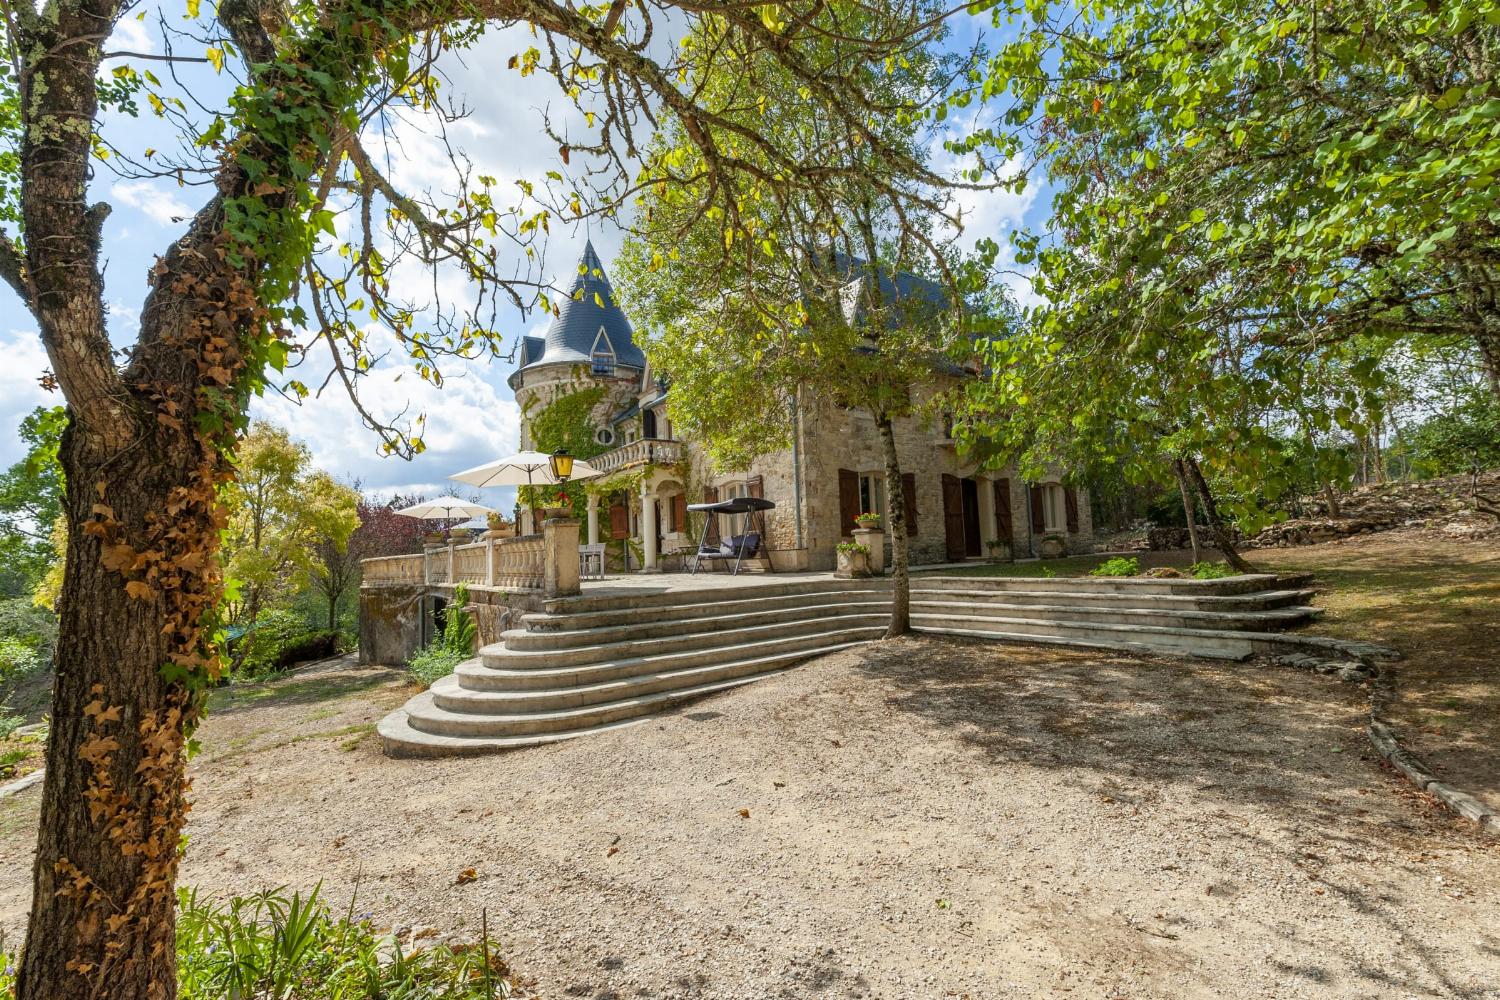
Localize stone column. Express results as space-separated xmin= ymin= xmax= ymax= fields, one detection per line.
xmin=543 ymin=517 xmax=581 ymax=598
xmin=640 ymin=482 xmax=660 ymax=572
xmin=976 ymin=478 xmax=996 ymax=559
xmin=587 ymin=494 xmax=600 ymax=546
xmin=852 ymin=527 xmax=886 ymax=574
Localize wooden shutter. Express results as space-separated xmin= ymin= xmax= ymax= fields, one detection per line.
xmin=902 ymin=472 xmax=918 ymax=537
xmin=608 ymin=501 xmax=629 ymax=540
xmin=993 ymin=478 xmax=1013 ymax=543
xmin=703 ymin=485 xmax=719 ymax=504
xmin=747 ymin=475 xmax=764 ymax=499
xmin=941 ymin=473 xmax=966 ymax=560
xmin=671 ymin=494 xmax=687 ymax=532
xmin=1029 ymin=485 xmax=1045 ymax=533
xmin=1064 ymin=486 xmax=1080 ymax=533
xmin=838 ymin=468 xmax=860 ymax=537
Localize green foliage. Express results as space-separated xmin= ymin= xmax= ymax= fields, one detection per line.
xmin=0 ymin=407 xmax=66 ymax=599
xmin=835 ymin=541 xmax=872 ymax=557
xmin=171 ymin=884 xmax=520 ymax=999
xmin=1189 ymin=562 xmax=1235 ymax=580
xmin=236 ymin=609 xmax=342 ymax=678
xmin=1401 ymin=398 xmax=1500 ymax=478
xmin=407 ymin=584 xmax=477 ymax=685
xmin=1089 ymin=556 xmax=1139 ymax=578
xmin=518 ymin=387 xmax=607 ymax=512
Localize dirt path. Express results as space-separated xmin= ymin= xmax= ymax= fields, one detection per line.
xmin=3 ymin=641 xmax=1496 ymax=998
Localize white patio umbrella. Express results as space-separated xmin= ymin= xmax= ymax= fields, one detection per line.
xmin=394 ymin=496 xmax=497 ymax=522
xmin=448 ymin=450 xmax=603 ymax=489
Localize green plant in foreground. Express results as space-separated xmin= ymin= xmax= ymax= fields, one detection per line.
xmin=1190 ymin=561 xmax=1236 ymax=580
xmin=1090 ymin=556 xmax=1140 ymax=578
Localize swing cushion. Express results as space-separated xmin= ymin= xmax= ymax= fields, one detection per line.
xmin=698 ymin=533 xmax=761 ymax=559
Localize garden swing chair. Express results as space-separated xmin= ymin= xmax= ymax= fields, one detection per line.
xmin=687 ymin=496 xmax=777 ymax=575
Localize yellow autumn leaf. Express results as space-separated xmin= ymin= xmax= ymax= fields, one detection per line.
xmin=125 ymin=580 xmax=153 ymax=601
xmin=206 ymin=47 xmax=224 ymax=73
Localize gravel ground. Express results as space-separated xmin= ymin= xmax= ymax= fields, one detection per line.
xmin=1 ymin=640 xmax=1498 ymax=998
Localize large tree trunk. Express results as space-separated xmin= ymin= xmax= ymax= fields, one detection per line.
xmin=19 ymin=417 xmax=210 ymax=997
xmin=1171 ymin=458 xmax=1203 ymax=564
xmin=874 ymin=411 xmax=909 ymax=637
xmin=1182 ymin=456 xmax=1255 ymax=574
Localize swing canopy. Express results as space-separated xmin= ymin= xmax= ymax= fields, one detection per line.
xmin=685 ymin=496 xmax=777 ymax=515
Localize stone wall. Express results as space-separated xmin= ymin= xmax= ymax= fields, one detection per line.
xmin=359 ymin=583 xmax=546 ymax=665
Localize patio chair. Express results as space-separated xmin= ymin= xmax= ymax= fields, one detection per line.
xmin=579 ymin=542 xmax=607 ymax=581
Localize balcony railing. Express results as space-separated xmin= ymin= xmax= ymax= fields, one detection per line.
xmin=591 ymin=437 xmax=683 ymax=475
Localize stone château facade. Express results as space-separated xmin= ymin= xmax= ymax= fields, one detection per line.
xmin=508 ymin=242 xmax=1092 ymax=572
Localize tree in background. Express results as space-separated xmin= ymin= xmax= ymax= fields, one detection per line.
xmin=949 ymin=0 xmax=1500 ymax=550
xmin=616 ymin=12 xmax=985 ymax=634
xmin=0 ymin=407 xmax=65 ymax=599
xmin=221 ymin=424 xmax=359 ymax=662
xmin=308 ymin=490 xmax=431 ymax=633
xmin=0 ymin=0 xmax=978 ymax=987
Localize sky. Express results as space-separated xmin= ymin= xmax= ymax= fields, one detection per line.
xmin=0 ymin=5 xmax=1047 ymax=514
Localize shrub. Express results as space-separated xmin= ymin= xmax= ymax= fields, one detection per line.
xmin=407 ymin=584 xmax=477 ymax=685
xmin=1089 ymin=556 xmax=1139 ymax=577
xmin=0 ymin=884 xmax=525 ymax=999
xmin=0 ymin=638 xmax=41 ymax=687
xmin=1190 ymin=561 xmax=1235 ymax=580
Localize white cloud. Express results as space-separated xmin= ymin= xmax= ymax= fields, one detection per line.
xmin=110 ymin=179 xmax=192 ymax=227
xmin=106 ymin=16 xmax=155 ymax=55
xmin=0 ymin=328 xmax=61 ymax=470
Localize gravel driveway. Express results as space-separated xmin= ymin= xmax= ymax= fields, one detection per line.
xmin=1 ymin=639 xmax=1497 ymax=998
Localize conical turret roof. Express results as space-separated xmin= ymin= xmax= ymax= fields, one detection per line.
xmin=520 ymin=241 xmax=645 ymax=373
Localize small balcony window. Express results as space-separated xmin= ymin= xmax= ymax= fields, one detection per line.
xmin=591 ymin=352 xmax=615 ymax=376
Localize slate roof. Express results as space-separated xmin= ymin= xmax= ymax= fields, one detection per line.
xmin=516 ymin=241 xmax=646 ymax=377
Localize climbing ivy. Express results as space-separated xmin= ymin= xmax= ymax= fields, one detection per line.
xmin=519 ymin=386 xmax=607 ymax=512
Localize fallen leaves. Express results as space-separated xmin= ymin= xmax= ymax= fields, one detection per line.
xmin=737 ymin=808 xmax=750 ymax=819
xmin=455 ymin=867 xmax=478 ymax=885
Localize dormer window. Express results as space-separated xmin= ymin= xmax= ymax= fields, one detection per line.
xmin=590 ymin=327 xmax=616 ymax=375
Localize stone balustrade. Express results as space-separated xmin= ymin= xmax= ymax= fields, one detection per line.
xmin=590 ymin=437 xmax=683 ymax=474
xmin=360 ymin=520 xmax=580 ymax=597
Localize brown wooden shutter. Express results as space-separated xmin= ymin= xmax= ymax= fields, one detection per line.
xmin=609 ymin=501 xmax=629 ymax=540
xmin=941 ymin=473 xmax=966 ymax=560
xmin=1029 ymin=485 xmax=1045 ymax=533
xmin=1064 ymin=486 xmax=1080 ymax=533
xmin=902 ymin=472 xmax=918 ymax=537
xmin=671 ymin=494 xmax=687 ymax=532
xmin=703 ymin=485 xmax=719 ymax=504
xmin=747 ymin=475 xmax=764 ymax=499
xmin=993 ymin=478 xmax=1013 ymax=543
xmin=838 ymin=468 xmax=859 ymax=538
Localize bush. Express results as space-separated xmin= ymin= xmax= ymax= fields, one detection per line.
xmin=237 ymin=609 xmax=345 ymax=677
xmin=407 ymin=584 xmax=477 ymax=685
xmin=0 ymin=884 xmax=525 ymax=999
xmin=1190 ymin=561 xmax=1235 ymax=580
xmin=0 ymin=638 xmax=41 ymax=687
xmin=1089 ymin=556 xmax=1139 ymax=577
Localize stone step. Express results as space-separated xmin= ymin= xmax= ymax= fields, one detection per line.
xmin=378 ymin=706 xmax=655 ymax=759
xmin=908 ymin=599 xmax=1319 ymax=632
xmin=913 ymin=572 xmax=1285 ymax=596
xmin=436 ymin=636 xmax=866 ymax=712
xmin=507 ymin=598 xmax=894 ymax=649
xmin=403 ymin=641 xmax=872 ymax=739
xmin=910 ymin=612 xmax=1260 ymax=659
xmin=543 ymin=577 xmax=890 ymax=615
xmin=466 ymin=624 xmax=888 ymax=689
xmin=524 ymin=586 xmax=887 ymax=632
xmin=908 ymin=587 xmax=1316 ymax=613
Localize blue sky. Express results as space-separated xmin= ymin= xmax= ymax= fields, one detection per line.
xmin=0 ymin=5 xmax=1045 ymax=512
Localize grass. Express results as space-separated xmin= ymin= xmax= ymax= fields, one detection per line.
xmin=923 ymin=550 xmax=1202 ymax=579
xmin=207 ymin=671 xmax=387 ymax=713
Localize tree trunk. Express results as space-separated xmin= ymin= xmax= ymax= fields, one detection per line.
xmin=1171 ymin=459 xmax=1203 ymax=564
xmin=1323 ymin=480 xmax=1343 ymax=519
xmin=19 ymin=418 xmax=205 ymax=999
xmin=1182 ymin=456 xmax=1255 ymax=574
xmin=875 ymin=411 xmax=909 ymax=637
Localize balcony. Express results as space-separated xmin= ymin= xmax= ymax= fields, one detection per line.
xmin=591 ymin=437 xmax=684 ymax=475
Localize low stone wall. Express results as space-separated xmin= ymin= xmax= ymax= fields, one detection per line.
xmin=359 ymin=584 xmax=547 ymax=665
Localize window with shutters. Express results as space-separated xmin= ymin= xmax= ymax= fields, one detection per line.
xmin=1041 ymin=483 xmax=1067 ymax=533
xmin=857 ymin=473 xmax=886 ymax=522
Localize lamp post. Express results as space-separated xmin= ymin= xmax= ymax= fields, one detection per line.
xmin=549 ymin=449 xmax=575 ymax=520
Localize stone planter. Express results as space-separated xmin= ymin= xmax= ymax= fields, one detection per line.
xmin=1038 ymin=535 xmax=1067 ymax=559
xmin=986 ymin=542 xmax=1012 ymax=563
xmin=483 ymin=526 xmax=516 ymax=540
xmin=449 ymin=528 xmax=474 ymax=543
xmin=851 ymin=527 xmax=886 ymax=575
xmin=835 ymin=546 xmax=873 ymax=579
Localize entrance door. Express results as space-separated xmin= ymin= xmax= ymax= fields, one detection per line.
xmin=941 ymin=474 xmax=965 ymax=561
xmin=960 ymin=478 xmax=982 ymax=557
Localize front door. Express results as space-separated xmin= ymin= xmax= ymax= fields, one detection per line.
xmin=941 ymin=474 xmax=965 ymax=561
xmin=961 ymin=477 xmax=982 ymax=557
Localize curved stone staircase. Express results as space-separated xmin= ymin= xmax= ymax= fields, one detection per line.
xmin=379 ymin=572 xmax=1393 ymax=757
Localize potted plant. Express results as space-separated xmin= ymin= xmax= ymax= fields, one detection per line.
xmin=484 ymin=512 xmax=513 ymax=539
xmin=985 ymin=538 xmax=1011 ymax=562
xmin=449 ymin=526 xmax=474 ymax=542
xmin=423 ymin=530 xmax=445 ymax=545
xmin=854 ymin=511 xmax=883 ymax=530
xmin=1038 ymin=533 xmax=1067 ymax=559
xmin=835 ymin=541 xmax=873 ymax=579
